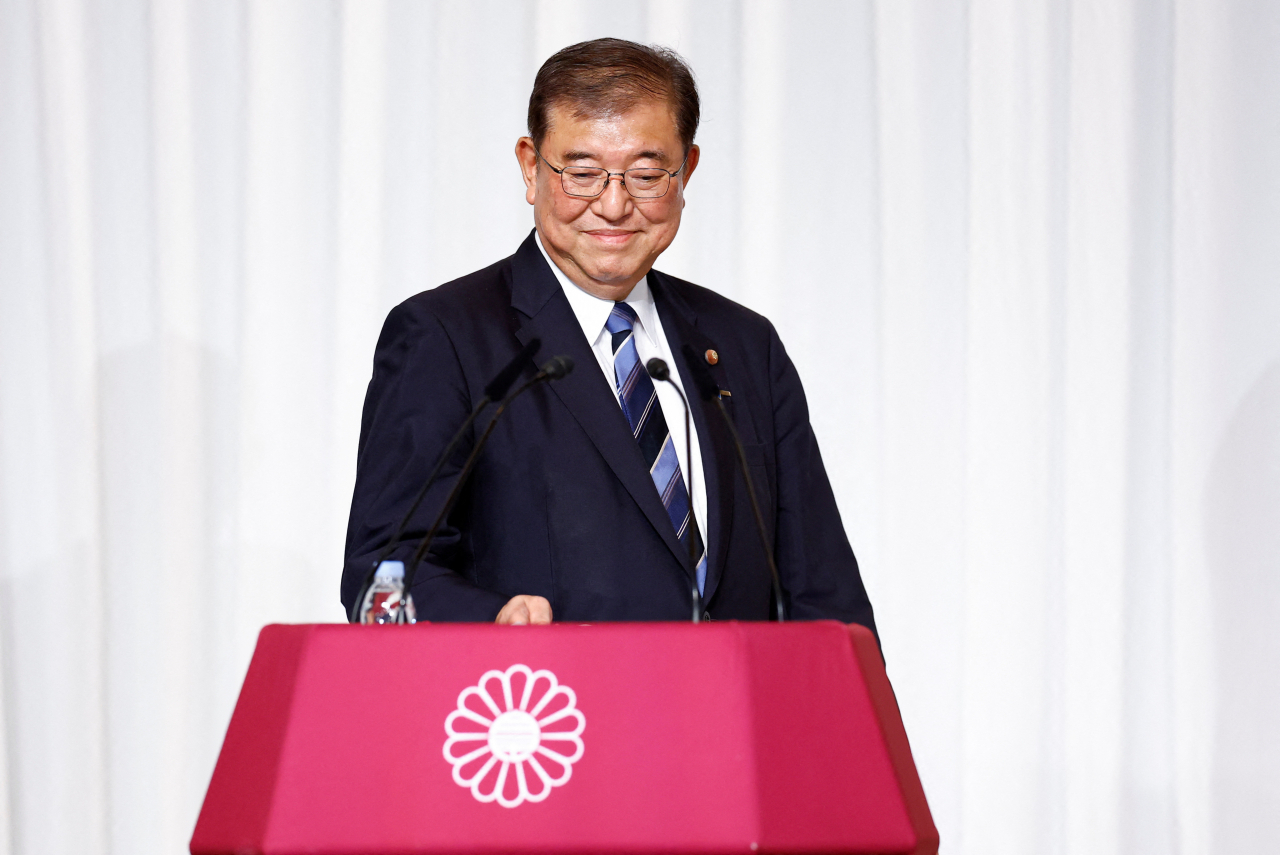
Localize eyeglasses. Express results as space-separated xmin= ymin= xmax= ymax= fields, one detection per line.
xmin=535 ymin=148 xmax=688 ymax=199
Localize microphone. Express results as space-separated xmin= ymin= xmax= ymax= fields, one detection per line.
xmin=402 ymin=355 xmax=575 ymax=596
xmin=680 ymin=344 xmax=786 ymax=621
xmin=645 ymin=358 xmax=703 ymax=624
xmin=539 ymin=354 xmax=574 ymax=380
xmin=348 ymin=338 xmax=540 ymax=623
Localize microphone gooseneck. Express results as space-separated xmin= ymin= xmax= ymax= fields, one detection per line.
xmin=645 ymin=358 xmax=703 ymax=624
xmin=403 ymin=355 xmax=575 ymax=596
xmin=349 ymin=338 xmax=540 ymax=623
xmin=681 ymin=344 xmax=786 ymax=621
xmin=485 ymin=340 xmax=543 ymax=399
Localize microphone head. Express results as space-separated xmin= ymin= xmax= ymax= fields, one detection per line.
xmin=680 ymin=344 xmax=720 ymax=401
xmin=645 ymin=358 xmax=670 ymax=382
xmin=485 ymin=338 xmax=540 ymax=399
xmin=541 ymin=355 xmax=574 ymax=380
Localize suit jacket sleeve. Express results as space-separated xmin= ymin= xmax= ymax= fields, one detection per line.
xmin=766 ymin=322 xmax=878 ymax=636
xmin=341 ymin=299 xmax=510 ymax=622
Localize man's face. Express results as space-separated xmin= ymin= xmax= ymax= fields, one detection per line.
xmin=516 ymin=98 xmax=699 ymax=301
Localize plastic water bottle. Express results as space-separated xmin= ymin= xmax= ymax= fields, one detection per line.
xmin=359 ymin=560 xmax=417 ymax=624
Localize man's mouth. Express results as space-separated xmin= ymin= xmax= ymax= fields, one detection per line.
xmin=584 ymin=229 xmax=636 ymax=245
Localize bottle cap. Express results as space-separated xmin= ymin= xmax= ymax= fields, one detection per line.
xmin=374 ymin=559 xmax=405 ymax=580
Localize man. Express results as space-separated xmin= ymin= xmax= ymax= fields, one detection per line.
xmin=341 ymin=38 xmax=876 ymax=635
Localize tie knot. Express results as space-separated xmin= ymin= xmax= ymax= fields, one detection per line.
xmin=606 ymin=301 xmax=637 ymax=334
xmin=605 ymin=302 xmax=638 ymax=353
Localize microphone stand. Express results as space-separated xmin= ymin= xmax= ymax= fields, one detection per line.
xmin=349 ymin=338 xmax=540 ymax=623
xmin=403 ymin=356 xmax=573 ymax=596
xmin=680 ymin=345 xmax=785 ymax=621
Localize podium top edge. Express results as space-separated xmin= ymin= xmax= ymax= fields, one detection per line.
xmin=258 ymin=620 xmax=862 ymax=633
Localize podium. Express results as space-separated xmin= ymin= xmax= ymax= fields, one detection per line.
xmin=191 ymin=621 xmax=937 ymax=854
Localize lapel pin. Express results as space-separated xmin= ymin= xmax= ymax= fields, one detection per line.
xmin=704 ymin=349 xmax=719 ymax=365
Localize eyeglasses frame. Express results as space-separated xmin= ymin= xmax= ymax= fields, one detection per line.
xmin=534 ymin=147 xmax=690 ymax=199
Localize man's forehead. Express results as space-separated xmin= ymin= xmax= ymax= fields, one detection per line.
xmin=543 ymin=101 xmax=682 ymax=163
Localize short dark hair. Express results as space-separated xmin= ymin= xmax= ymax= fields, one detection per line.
xmin=528 ymin=38 xmax=700 ymax=155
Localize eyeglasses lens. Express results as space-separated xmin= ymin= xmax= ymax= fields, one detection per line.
xmin=561 ymin=168 xmax=671 ymax=198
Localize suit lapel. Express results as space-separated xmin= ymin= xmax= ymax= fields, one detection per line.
xmin=508 ymin=233 xmax=690 ymax=578
xmin=649 ymin=271 xmax=736 ymax=608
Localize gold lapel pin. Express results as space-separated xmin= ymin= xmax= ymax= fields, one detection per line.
xmin=704 ymin=349 xmax=719 ymax=365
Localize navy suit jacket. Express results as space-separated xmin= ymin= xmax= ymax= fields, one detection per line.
xmin=341 ymin=232 xmax=876 ymax=634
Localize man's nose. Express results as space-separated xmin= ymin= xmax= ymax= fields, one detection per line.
xmin=593 ymin=174 xmax=632 ymax=220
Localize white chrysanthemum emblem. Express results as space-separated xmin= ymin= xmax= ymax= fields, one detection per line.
xmin=442 ymin=664 xmax=585 ymax=808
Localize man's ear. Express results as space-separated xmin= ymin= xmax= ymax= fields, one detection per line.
xmin=515 ymin=137 xmax=539 ymax=205
xmin=680 ymin=144 xmax=701 ymax=188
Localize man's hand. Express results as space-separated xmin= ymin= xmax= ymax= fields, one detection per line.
xmin=495 ymin=595 xmax=553 ymax=625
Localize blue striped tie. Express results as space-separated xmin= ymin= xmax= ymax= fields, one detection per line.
xmin=606 ymin=302 xmax=707 ymax=595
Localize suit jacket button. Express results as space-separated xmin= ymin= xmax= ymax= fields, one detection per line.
xmin=702 ymin=610 xmax=711 ymax=622
xmin=704 ymin=349 xmax=719 ymax=365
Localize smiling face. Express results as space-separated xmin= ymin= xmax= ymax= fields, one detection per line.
xmin=516 ymin=98 xmax=699 ymax=301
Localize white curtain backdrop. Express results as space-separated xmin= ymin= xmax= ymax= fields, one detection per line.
xmin=2 ymin=1 xmax=1277 ymax=853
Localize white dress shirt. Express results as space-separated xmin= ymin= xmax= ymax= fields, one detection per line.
xmin=535 ymin=233 xmax=708 ymax=549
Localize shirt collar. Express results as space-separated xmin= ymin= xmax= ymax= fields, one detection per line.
xmin=535 ymin=231 xmax=657 ymax=347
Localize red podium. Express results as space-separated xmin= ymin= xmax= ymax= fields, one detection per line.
xmin=190 ymin=621 xmax=937 ymax=854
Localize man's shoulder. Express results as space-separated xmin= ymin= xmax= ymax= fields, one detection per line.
xmin=394 ymin=254 xmax=514 ymax=321
xmin=371 ymin=252 xmax=521 ymax=367
xmin=649 ymin=269 xmax=791 ymax=397
xmin=650 ymin=269 xmax=776 ymax=340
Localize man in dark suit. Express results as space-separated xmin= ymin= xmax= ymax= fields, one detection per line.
xmin=341 ymin=38 xmax=876 ymax=635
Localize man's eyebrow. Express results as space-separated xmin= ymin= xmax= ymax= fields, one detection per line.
xmin=634 ymin=149 xmax=672 ymax=164
xmin=559 ymin=149 xmax=673 ymax=165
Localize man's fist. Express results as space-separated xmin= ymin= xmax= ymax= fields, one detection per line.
xmin=495 ymin=595 xmax=553 ymax=625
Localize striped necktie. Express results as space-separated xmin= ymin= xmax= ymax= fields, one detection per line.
xmin=605 ymin=302 xmax=707 ymax=595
